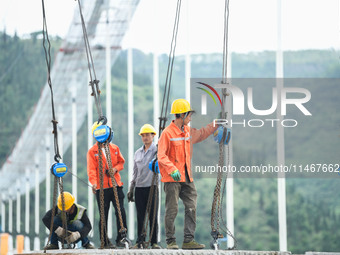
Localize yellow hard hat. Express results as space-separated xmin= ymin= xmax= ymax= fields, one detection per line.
xmin=91 ymin=121 xmax=103 ymax=136
xmin=57 ymin=192 xmax=75 ymax=211
xmin=139 ymin=124 xmax=156 ymax=136
xmin=170 ymin=99 xmax=192 ymax=114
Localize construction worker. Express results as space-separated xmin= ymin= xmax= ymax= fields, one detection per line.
xmin=158 ymin=98 xmax=218 ymax=250
xmin=87 ymin=122 xmax=129 ymax=249
xmin=42 ymin=191 xmax=94 ymax=250
xmin=127 ymin=124 xmax=161 ymax=249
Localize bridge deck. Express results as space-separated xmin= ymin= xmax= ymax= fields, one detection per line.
xmin=18 ymin=249 xmax=292 ymax=255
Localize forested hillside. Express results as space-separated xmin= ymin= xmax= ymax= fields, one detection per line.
xmin=0 ymin=31 xmax=339 ymax=253
xmin=0 ymin=32 xmax=62 ymax=167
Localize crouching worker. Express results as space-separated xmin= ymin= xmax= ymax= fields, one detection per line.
xmin=42 ymin=192 xmax=94 ymax=250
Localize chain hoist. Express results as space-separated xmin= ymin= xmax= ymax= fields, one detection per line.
xmin=138 ymin=0 xmax=183 ymax=248
xmin=97 ymin=141 xmax=107 ymax=249
xmin=73 ymin=0 xmax=132 ymax=248
xmin=138 ymin=161 xmax=159 ymax=248
xmin=41 ymin=0 xmax=70 ymax=251
xmin=93 ymin=125 xmax=131 ymax=249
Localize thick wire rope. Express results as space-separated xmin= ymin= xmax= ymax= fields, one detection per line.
xmin=139 ymin=158 xmax=158 ymax=248
xmin=159 ymin=0 xmax=182 ymax=134
xmin=76 ymin=0 xmax=103 ymax=120
xmin=210 ymin=0 xmax=237 ymax=250
xmin=41 ymin=0 xmax=69 ymax=251
xmin=222 ymin=0 xmax=230 ymax=84
xmin=41 ymin=0 xmax=61 ymax=163
xmin=75 ymin=0 xmax=129 ymax=248
xmin=139 ymin=0 xmax=183 ymax=248
xmin=219 ymin=146 xmax=238 ymax=249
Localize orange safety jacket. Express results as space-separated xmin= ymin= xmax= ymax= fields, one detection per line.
xmin=158 ymin=120 xmax=218 ymax=183
xmin=87 ymin=143 xmax=125 ymax=188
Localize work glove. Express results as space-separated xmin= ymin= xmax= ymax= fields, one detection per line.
xmin=213 ymin=126 xmax=231 ymax=145
xmin=65 ymin=231 xmax=81 ymax=244
xmin=127 ymin=185 xmax=135 ymax=202
xmin=170 ymin=169 xmax=181 ymax=181
xmin=54 ymin=227 xmax=66 ymax=238
xmin=148 ymin=158 xmax=160 ymax=173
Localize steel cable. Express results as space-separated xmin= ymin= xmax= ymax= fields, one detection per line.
xmin=41 ymin=0 xmax=68 ymax=251
xmin=210 ymin=0 xmax=237 ymax=250
xmin=138 ymin=0 xmax=183 ymax=247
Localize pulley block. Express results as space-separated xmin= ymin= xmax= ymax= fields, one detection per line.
xmin=93 ymin=125 xmax=114 ymax=143
xmin=51 ymin=162 xmax=68 ymax=177
xmin=148 ymin=158 xmax=159 ymax=173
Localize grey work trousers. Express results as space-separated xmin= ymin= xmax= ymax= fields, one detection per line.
xmin=164 ymin=181 xmax=197 ymax=244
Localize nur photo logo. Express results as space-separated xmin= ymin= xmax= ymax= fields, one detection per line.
xmin=196 ymin=82 xmax=222 ymax=114
xmin=195 ymin=79 xmax=312 ymax=128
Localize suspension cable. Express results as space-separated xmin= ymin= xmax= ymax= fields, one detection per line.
xmin=42 ymin=0 xmax=61 ymax=163
xmin=76 ymin=0 xmax=104 ymax=121
xmin=75 ymin=0 xmax=129 ymax=248
xmin=159 ymin=0 xmax=182 ymax=134
xmin=41 ymin=0 xmax=69 ymax=251
xmin=220 ymin=1 xmax=237 ymax=244
xmin=210 ymin=0 xmax=237 ymax=250
xmin=222 ymin=0 xmax=230 ymax=84
xmin=139 ymin=0 xmax=183 ymax=248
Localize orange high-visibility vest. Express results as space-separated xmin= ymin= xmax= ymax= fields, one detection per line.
xmin=158 ymin=121 xmax=217 ymax=183
xmin=87 ymin=143 xmax=125 ymax=188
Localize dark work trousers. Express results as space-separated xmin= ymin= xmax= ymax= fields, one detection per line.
xmin=164 ymin=167 xmax=197 ymax=244
xmin=135 ymin=186 xmax=158 ymax=245
xmin=95 ymin=187 xmax=127 ymax=244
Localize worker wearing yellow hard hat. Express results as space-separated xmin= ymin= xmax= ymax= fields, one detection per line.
xmin=138 ymin=124 xmax=157 ymax=136
xmin=87 ymin=121 xmax=129 ymax=249
xmin=57 ymin=191 xmax=75 ymax=211
xmin=157 ymin=98 xmax=218 ymax=250
xmin=42 ymin=192 xmax=94 ymax=250
xmin=127 ymin=124 xmax=161 ymax=249
xmin=170 ymin=98 xmax=193 ymax=115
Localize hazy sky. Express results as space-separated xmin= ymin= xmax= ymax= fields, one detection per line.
xmin=0 ymin=0 xmax=339 ymax=54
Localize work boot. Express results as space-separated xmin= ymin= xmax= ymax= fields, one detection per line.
xmin=83 ymin=242 xmax=95 ymax=249
xmin=132 ymin=242 xmax=145 ymax=249
xmin=116 ymin=238 xmax=131 ymax=248
xmin=166 ymin=241 xmax=179 ymax=249
xmin=43 ymin=243 xmax=59 ymax=250
xmin=182 ymin=239 xmax=205 ymax=249
xmin=151 ymin=243 xmax=162 ymax=249
xmin=104 ymin=242 xmax=116 ymax=249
